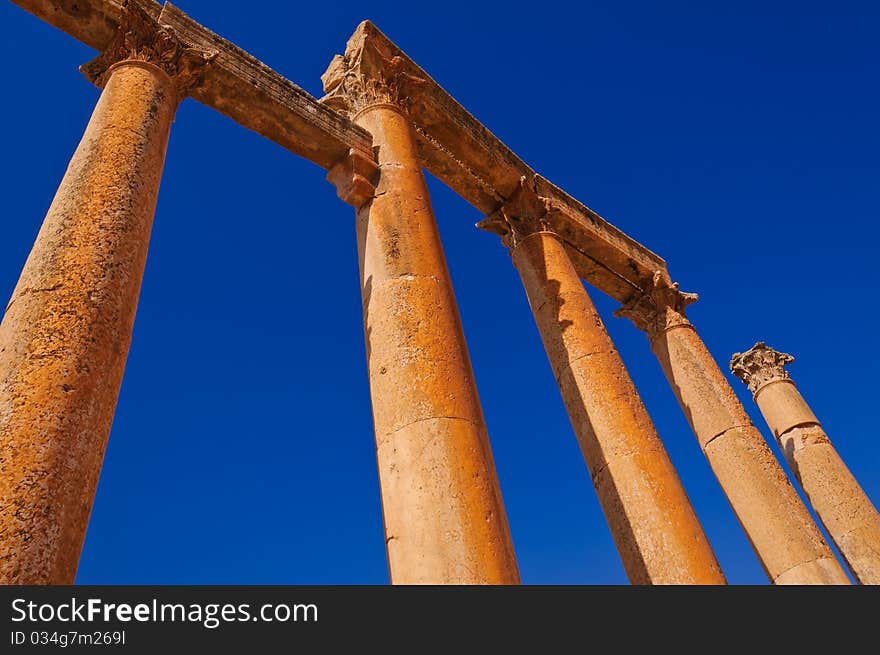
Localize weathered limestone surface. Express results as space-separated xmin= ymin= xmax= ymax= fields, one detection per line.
xmin=11 ymin=0 xmax=875 ymax=588
xmin=480 ymin=180 xmax=724 ymax=584
xmin=0 ymin=1 xmax=207 ymax=584
xmin=323 ymin=44 xmax=519 ymax=584
xmin=616 ymin=275 xmax=850 ymax=584
xmin=731 ymin=343 xmax=880 ymax=584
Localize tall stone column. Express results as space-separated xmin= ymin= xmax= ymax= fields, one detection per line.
xmin=730 ymin=343 xmax=880 ymax=584
xmin=615 ymin=274 xmax=849 ymax=584
xmin=0 ymin=1 xmax=213 ymax=584
xmin=478 ymin=180 xmax=724 ymax=584
xmin=322 ymin=41 xmax=519 ymax=584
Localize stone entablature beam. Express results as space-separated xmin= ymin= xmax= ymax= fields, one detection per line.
xmin=10 ymin=0 xmax=141 ymax=50
xmin=12 ymin=1 xmax=670 ymax=304
xmin=336 ymin=21 xmax=669 ymax=304
xmin=11 ymin=0 xmax=374 ymax=170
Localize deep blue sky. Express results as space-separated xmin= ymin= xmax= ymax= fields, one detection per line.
xmin=1 ymin=1 xmax=877 ymax=584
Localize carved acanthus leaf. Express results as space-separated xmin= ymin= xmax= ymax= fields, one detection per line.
xmin=80 ymin=0 xmax=216 ymax=99
xmin=614 ymin=271 xmax=698 ymax=339
xmin=730 ymin=342 xmax=794 ymax=394
xmin=477 ymin=177 xmax=553 ymax=249
xmin=321 ymin=35 xmax=425 ymax=116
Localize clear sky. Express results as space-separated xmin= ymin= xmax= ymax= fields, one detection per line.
xmin=1 ymin=1 xmax=877 ymax=584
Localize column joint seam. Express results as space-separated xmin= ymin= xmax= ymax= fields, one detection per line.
xmin=701 ymin=423 xmax=755 ymax=450
xmin=771 ymin=554 xmax=837 ymax=584
xmin=553 ymin=349 xmax=607 ymax=386
xmin=777 ymin=421 xmax=823 ymax=439
xmin=376 ymin=415 xmax=483 ymax=446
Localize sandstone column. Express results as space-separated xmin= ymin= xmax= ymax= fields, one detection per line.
xmin=730 ymin=342 xmax=880 ymax=584
xmin=0 ymin=2 xmax=213 ymax=584
xmin=322 ymin=40 xmax=519 ymax=584
xmin=478 ymin=180 xmax=724 ymax=584
xmin=615 ymin=274 xmax=849 ymax=584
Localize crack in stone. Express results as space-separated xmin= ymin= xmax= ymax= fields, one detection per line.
xmin=5 ymin=285 xmax=65 ymax=312
xmin=591 ymin=448 xmax=645 ymax=486
xmin=702 ymin=424 xmax=753 ymax=450
xmin=14 ymin=285 xmax=63 ymax=297
xmin=377 ymin=415 xmax=481 ymax=449
xmin=772 ymin=555 xmax=835 ymax=583
xmin=105 ymin=123 xmax=151 ymax=141
xmin=390 ymin=414 xmax=479 ymax=436
xmin=554 ymin=349 xmax=606 ymax=385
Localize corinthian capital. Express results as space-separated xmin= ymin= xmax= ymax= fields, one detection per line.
xmin=80 ymin=0 xmax=216 ymax=99
xmin=614 ymin=271 xmax=698 ymax=340
xmin=476 ymin=177 xmax=553 ymax=249
xmin=730 ymin=342 xmax=794 ymax=394
xmin=320 ymin=24 xmax=425 ymax=117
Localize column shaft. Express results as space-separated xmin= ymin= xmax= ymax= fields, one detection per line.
xmin=758 ymin=381 xmax=880 ymax=584
xmin=0 ymin=61 xmax=176 ymax=583
xmin=729 ymin=343 xmax=880 ymax=584
xmin=650 ymin=325 xmax=847 ymax=583
xmin=511 ymin=232 xmax=724 ymax=584
xmin=616 ymin=276 xmax=849 ymax=584
xmin=353 ymin=105 xmax=519 ymax=584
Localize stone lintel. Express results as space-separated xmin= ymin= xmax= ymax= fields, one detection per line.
xmin=331 ymin=20 xmax=671 ymax=303
xmin=730 ymin=342 xmax=795 ymax=395
xmin=159 ymin=3 xmax=374 ymax=169
xmin=14 ymin=2 xmax=675 ymax=301
xmin=10 ymin=0 xmax=147 ymax=51
xmin=11 ymin=0 xmax=375 ymax=170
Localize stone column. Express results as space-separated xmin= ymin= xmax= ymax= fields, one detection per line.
xmin=730 ymin=343 xmax=880 ymax=584
xmin=615 ymin=274 xmax=849 ymax=584
xmin=322 ymin=43 xmax=519 ymax=584
xmin=478 ymin=180 xmax=724 ymax=584
xmin=0 ymin=2 xmax=213 ymax=584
